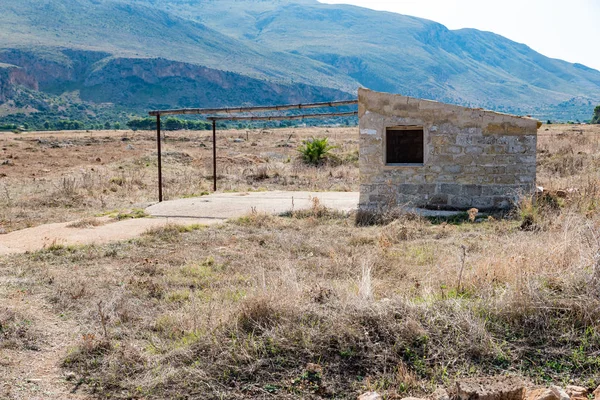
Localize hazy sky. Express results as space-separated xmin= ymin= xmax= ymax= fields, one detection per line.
xmin=319 ymin=0 xmax=600 ymax=71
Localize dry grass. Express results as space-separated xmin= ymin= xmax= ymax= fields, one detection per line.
xmin=1 ymin=124 xmax=600 ymax=398
xmin=66 ymin=217 xmax=106 ymax=228
xmin=0 ymin=308 xmax=37 ymax=351
xmin=0 ymin=128 xmax=359 ymax=232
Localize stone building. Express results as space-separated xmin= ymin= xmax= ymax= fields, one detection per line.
xmin=358 ymin=88 xmax=540 ymax=211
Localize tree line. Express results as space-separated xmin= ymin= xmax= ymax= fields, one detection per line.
xmin=0 ymin=117 xmax=213 ymax=132
xmin=126 ymin=117 xmax=212 ymax=131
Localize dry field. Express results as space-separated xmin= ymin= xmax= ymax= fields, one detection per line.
xmin=1 ymin=124 xmax=600 ymax=399
xmin=0 ymin=126 xmax=359 ymax=232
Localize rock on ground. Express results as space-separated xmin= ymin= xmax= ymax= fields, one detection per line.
xmin=456 ymin=376 xmax=526 ymax=400
xmin=550 ymin=386 xmax=570 ymax=400
xmin=526 ymin=388 xmax=559 ymax=400
xmin=565 ymin=386 xmax=588 ymax=400
xmin=430 ymin=388 xmax=450 ymax=400
xmin=358 ymin=392 xmax=382 ymax=400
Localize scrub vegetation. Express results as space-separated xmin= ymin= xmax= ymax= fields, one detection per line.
xmin=1 ymin=124 xmax=600 ymax=399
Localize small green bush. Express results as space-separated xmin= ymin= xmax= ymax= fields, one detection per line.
xmin=297 ymin=137 xmax=336 ymax=165
xmin=592 ymin=105 xmax=600 ymax=124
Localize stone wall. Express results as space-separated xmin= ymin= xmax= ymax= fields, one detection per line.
xmin=359 ymin=88 xmax=540 ymax=211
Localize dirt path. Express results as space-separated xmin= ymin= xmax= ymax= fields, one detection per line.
xmin=0 ymin=191 xmax=360 ymax=256
xmin=1 ymin=296 xmax=90 ymax=400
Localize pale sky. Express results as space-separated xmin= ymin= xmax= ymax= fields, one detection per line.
xmin=319 ymin=0 xmax=600 ymax=71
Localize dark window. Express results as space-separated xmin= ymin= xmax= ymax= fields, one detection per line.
xmin=386 ymin=127 xmax=424 ymax=164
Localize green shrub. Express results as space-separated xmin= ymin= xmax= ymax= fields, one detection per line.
xmin=592 ymin=105 xmax=600 ymax=124
xmin=297 ymin=137 xmax=336 ymax=165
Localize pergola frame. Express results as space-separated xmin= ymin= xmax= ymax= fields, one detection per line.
xmin=149 ymin=100 xmax=358 ymax=202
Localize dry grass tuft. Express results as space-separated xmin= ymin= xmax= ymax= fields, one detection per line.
xmin=0 ymin=308 xmax=37 ymax=350
xmin=66 ymin=217 xmax=105 ymax=228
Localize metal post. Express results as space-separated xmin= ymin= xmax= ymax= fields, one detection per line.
xmin=157 ymin=114 xmax=163 ymax=202
xmin=212 ymin=119 xmax=217 ymax=192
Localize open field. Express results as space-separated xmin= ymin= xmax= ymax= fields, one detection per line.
xmin=1 ymin=124 xmax=600 ymax=399
xmin=0 ymin=126 xmax=359 ymax=232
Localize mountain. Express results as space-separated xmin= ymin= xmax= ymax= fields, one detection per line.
xmin=0 ymin=0 xmax=598 ymax=123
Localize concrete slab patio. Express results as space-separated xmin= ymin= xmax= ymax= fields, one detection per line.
xmin=145 ymin=191 xmax=360 ymax=220
xmin=0 ymin=192 xmax=359 ymax=256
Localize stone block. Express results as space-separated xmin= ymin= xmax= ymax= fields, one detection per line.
xmin=454 ymin=155 xmax=475 ymax=165
xmin=445 ymin=145 xmax=463 ymax=154
xmin=525 ymin=388 xmax=559 ymax=400
xmin=426 ymin=165 xmax=443 ymax=173
xmin=484 ymin=122 xmax=531 ymax=136
xmin=483 ymin=166 xmax=506 ymax=175
xmin=477 ymin=176 xmax=495 ymax=184
xmin=464 ymin=166 xmax=483 ymax=174
xmin=432 ymin=155 xmax=455 ymax=164
xmin=436 ymin=175 xmax=456 ymax=183
xmin=429 ymin=193 xmax=449 ymax=205
xmin=418 ymin=184 xmax=437 ymax=195
xmin=455 ymin=175 xmax=480 ymax=184
xmin=430 ymin=388 xmax=450 ymax=400
xmin=463 ymin=184 xmax=482 ymax=196
xmin=465 ymin=146 xmax=484 ymax=155
xmin=500 ymin=155 xmax=517 ymax=164
xmin=482 ymin=186 xmax=515 ymax=196
xmin=432 ymin=136 xmax=451 ymax=146
xmin=487 ymin=145 xmax=507 ymax=155
xmin=472 ymin=196 xmax=494 ymax=209
xmin=474 ymin=136 xmax=498 ymax=146
xmin=495 ymin=175 xmax=518 ymax=184
xmin=550 ymin=386 xmax=569 ymax=400
xmin=507 ymin=144 xmax=527 ymax=154
xmin=494 ymin=197 xmax=513 ymax=209
xmin=443 ymin=165 xmax=463 ymax=174
xmin=456 ymin=376 xmax=526 ymax=400
xmin=440 ymin=183 xmax=462 ymax=195
xmin=519 ymin=175 xmax=535 ymax=183
xmin=358 ymin=392 xmax=382 ymax=400
xmin=450 ymin=196 xmax=472 ymax=208
xmin=565 ymin=385 xmax=588 ymax=399
xmin=398 ymin=184 xmax=419 ymax=195
xmin=456 ymin=135 xmax=474 ymax=146
xmin=425 ymin=175 xmax=437 ymax=183
xmin=505 ymin=165 xmax=528 ymax=174
xmin=518 ymin=155 xmax=536 ymax=164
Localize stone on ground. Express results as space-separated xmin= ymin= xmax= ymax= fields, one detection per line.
xmin=550 ymin=386 xmax=570 ymax=400
xmin=565 ymin=386 xmax=588 ymax=400
xmin=593 ymin=385 xmax=600 ymax=400
xmin=525 ymin=388 xmax=559 ymax=400
xmin=358 ymin=392 xmax=382 ymax=400
xmin=456 ymin=376 xmax=526 ymax=400
xmin=430 ymin=388 xmax=450 ymax=400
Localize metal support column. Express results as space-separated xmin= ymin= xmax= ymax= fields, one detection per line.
xmin=156 ymin=114 xmax=163 ymax=202
xmin=212 ymin=119 xmax=217 ymax=192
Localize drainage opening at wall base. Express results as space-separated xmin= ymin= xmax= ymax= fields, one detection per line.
xmin=385 ymin=126 xmax=424 ymax=165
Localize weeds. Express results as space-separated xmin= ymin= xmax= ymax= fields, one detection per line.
xmin=298 ymin=137 xmax=336 ymax=165
xmin=0 ymin=309 xmax=36 ymax=350
xmin=116 ymin=208 xmax=148 ymax=220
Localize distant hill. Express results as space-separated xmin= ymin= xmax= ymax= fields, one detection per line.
xmin=0 ymin=0 xmax=599 ymax=122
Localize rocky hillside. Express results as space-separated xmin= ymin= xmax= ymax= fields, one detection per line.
xmin=1 ymin=0 xmax=599 ymax=121
xmin=0 ymin=49 xmax=352 ymax=112
xmin=0 ymin=64 xmax=37 ymax=103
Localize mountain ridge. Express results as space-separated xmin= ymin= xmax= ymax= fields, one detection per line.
xmin=0 ymin=0 xmax=598 ymax=122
